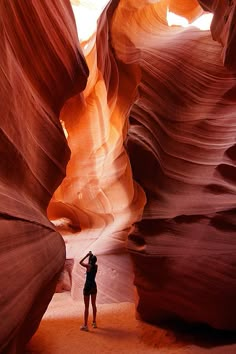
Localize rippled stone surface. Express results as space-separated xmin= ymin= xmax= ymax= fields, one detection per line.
xmin=115 ymin=0 xmax=236 ymax=329
xmin=1 ymin=0 xmax=236 ymax=351
xmin=0 ymin=0 xmax=88 ymax=352
xmin=51 ymin=0 xmax=236 ymax=331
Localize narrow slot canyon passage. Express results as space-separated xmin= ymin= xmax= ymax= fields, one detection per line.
xmin=1 ymin=1 xmax=236 ymax=353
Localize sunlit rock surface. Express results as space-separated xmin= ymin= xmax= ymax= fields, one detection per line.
xmin=51 ymin=0 xmax=236 ymax=330
xmin=57 ymin=0 xmax=235 ymax=331
xmin=199 ymin=0 xmax=236 ymax=70
xmin=112 ymin=0 xmax=236 ymax=329
xmin=48 ymin=1 xmax=146 ymax=238
xmin=48 ymin=0 xmax=146 ymax=304
xmin=0 ymin=0 xmax=88 ymax=352
xmin=1 ymin=0 xmax=236 ymax=351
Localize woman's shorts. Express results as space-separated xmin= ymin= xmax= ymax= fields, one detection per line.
xmin=83 ymin=286 xmax=97 ymax=296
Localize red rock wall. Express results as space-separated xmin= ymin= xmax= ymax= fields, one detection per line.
xmin=1 ymin=0 xmax=236 ymax=351
xmin=0 ymin=0 xmax=88 ymax=352
xmin=111 ymin=0 xmax=236 ymax=329
xmin=50 ymin=0 xmax=236 ymax=331
xmin=199 ymin=0 xmax=236 ymax=70
xmin=48 ymin=0 xmax=146 ymax=250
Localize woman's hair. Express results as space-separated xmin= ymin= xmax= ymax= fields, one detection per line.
xmin=89 ymin=255 xmax=97 ymax=265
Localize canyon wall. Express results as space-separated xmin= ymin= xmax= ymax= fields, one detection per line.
xmin=0 ymin=0 xmax=88 ymax=352
xmin=115 ymin=0 xmax=236 ymax=329
xmin=1 ymin=0 xmax=236 ymax=352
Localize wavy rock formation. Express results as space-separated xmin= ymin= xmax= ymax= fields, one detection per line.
xmin=199 ymin=0 xmax=236 ymax=70
xmin=110 ymin=0 xmax=236 ymax=329
xmin=0 ymin=1 xmax=88 ymax=352
xmin=48 ymin=0 xmax=146 ymax=303
xmin=48 ymin=1 xmax=146 ymax=239
xmin=1 ymin=0 xmax=236 ymax=351
xmin=49 ymin=0 xmax=236 ymax=331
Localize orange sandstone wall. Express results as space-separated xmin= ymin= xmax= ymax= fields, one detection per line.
xmin=110 ymin=0 xmax=236 ymax=329
xmin=0 ymin=0 xmax=88 ymax=352
xmin=1 ymin=0 xmax=236 ymax=351
xmin=48 ymin=0 xmax=146 ymax=251
xmin=49 ymin=0 xmax=236 ymax=330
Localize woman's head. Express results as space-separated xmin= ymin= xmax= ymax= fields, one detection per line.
xmin=89 ymin=255 xmax=97 ymax=265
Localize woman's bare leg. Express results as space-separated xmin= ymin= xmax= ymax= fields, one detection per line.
xmin=83 ymin=295 xmax=90 ymax=326
xmin=91 ymin=293 xmax=97 ymax=323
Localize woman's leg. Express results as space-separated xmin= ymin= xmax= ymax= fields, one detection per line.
xmin=91 ymin=293 xmax=97 ymax=323
xmin=83 ymin=295 xmax=90 ymax=326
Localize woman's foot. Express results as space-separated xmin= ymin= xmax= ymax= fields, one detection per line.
xmin=80 ymin=325 xmax=88 ymax=331
xmin=92 ymin=321 xmax=97 ymax=328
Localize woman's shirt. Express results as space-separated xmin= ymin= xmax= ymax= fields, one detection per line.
xmin=85 ymin=264 xmax=97 ymax=287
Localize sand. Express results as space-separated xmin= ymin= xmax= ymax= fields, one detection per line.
xmin=26 ymin=292 xmax=236 ymax=354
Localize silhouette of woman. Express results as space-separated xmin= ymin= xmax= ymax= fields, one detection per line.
xmin=79 ymin=251 xmax=98 ymax=331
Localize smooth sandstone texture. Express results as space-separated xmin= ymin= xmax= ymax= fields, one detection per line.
xmin=49 ymin=0 xmax=146 ymax=248
xmin=112 ymin=1 xmax=236 ymax=329
xmin=48 ymin=0 xmax=146 ymax=306
xmin=51 ymin=0 xmax=236 ymax=331
xmin=1 ymin=0 xmax=236 ymax=351
xmin=0 ymin=0 xmax=88 ymax=352
xmin=199 ymin=0 xmax=236 ymax=70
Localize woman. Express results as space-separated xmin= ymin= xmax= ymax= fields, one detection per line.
xmin=79 ymin=251 xmax=98 ymax=331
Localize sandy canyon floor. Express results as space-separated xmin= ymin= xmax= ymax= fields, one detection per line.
xmin=26 ymin=292 xmax=236 ymax=354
